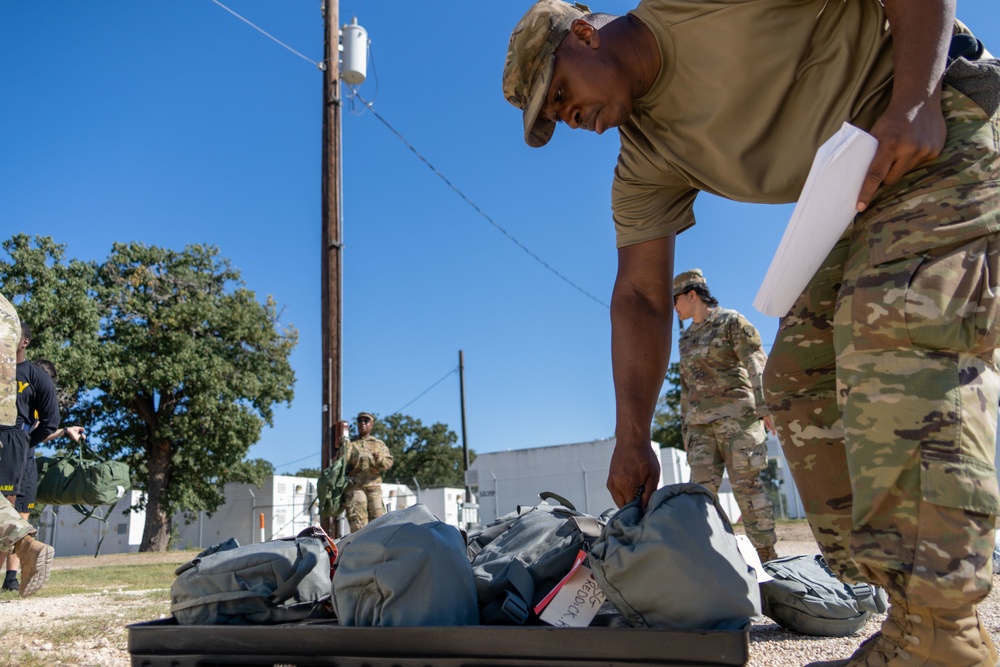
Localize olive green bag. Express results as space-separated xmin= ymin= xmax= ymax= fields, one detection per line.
xmin=35 ymin=443 xmax=131 ymax=518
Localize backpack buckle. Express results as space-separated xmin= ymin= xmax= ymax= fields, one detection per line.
xmin=499 ymin=591 xmax=530 ymax=625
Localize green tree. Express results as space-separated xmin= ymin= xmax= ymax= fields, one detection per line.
xmin=0 ymin=235 xmax=297 ymax=551
xmin=371 ymin=413 xmax=473 ymax=488
xmin=652 ymin=362 xmax=684 ymax=450
xmin=293 ymin=467 xmax=322 ymax=478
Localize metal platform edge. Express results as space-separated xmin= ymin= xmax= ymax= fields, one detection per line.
xmin=128 ymin=618 xmax=749 ymax=667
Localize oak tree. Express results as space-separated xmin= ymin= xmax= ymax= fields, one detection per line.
xmin=0 ymin=235 xmax=296 ymax=551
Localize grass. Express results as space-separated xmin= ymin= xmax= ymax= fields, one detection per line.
xmin=38 ymin=561 xmax=181 ymax=597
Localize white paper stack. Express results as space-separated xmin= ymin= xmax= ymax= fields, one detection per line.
xmin=753 ymin=123 xmax=879 ymax=317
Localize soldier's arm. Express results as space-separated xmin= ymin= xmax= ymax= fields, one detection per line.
xmin=857 ymin=0 xmax=954 ymax=211
xmin=730 ymin=315 xmax=769 ymax=418
xmin=678 ymin=366 xmax=690 ymax=450
xmin=29 ymin=367 xmax=60 ymax=447
xmin=608 ymin=235 xmax=675 ymax=510
xmin=377 ymin=441 xmax=394 ymax=472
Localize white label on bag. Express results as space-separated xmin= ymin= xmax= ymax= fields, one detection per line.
xmin=535 ymin=550 xmax=606 ymax=628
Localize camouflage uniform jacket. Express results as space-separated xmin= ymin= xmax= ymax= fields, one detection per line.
xmin=678 ymin=307 xmax=768 ymax=425
xmin=0 ymin=293 xmax=19 ymax=428
xmin=344 ymin=435 xmax=393 ymax=486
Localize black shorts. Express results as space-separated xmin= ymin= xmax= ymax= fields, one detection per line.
xmin=0 ymin=427 xmax=29 ymax=500
xmin=14 ymin=448 xmax=37 ymax=513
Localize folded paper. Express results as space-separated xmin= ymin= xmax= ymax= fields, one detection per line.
xmin=754 ymin=123 xmax=879 ymax=317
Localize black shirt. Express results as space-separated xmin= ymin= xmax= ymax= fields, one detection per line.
xmin=15 ymin=361 xmax=60 ymax=447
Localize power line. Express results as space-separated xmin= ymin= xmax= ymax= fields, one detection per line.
xmin=273 ymin=451 xmax=319 ymax=471
xmin=208 ymin=2 xmax=608 ymax=309
xmin=388 ymin=367 xmax=459 ymax=417
xmin=209 ymin=0 xmax=322 ymax=69
xmin=347 ymin=89 xmax=610 ymax=310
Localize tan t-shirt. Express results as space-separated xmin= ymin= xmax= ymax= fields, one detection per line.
xmin=613 ymin=0 xmax=895 ymax=247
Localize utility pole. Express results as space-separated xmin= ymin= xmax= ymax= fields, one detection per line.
xmin=320 ymin=0 xmax=342 ymax=536
xmin=459 ymin=350 xmax=471 ymax=503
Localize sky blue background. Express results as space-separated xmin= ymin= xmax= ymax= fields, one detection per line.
xmin=2 ymin=1 xmax=997 ymax=475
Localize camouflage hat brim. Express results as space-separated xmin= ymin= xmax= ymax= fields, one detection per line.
xmin=524 ymin=61 xmax=556 ymax=148
xmin=504 ymin=1 xmax=590 ymax=148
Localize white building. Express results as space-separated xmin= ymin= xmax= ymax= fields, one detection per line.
xmin=174 ymin=475 xmax=321 ymax=550
xmin=37 ymin=475 xmax=475 ymax=556
xmin=36 ymin=489 xmax=144 ymax=558
xmin=464 ymin=436 xmax=805 ymax=527
xmin=466 ymin=438 xmax=684 ymax=524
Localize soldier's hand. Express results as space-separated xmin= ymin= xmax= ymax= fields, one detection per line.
xmin=857 ymin=98 xmax=945 ymax=212
xmin=607 ymin=439 xmax=659 ymax=511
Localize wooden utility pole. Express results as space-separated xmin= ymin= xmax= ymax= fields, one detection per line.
xmin=320 ymin=0 xmax=342 ymax=536
xmin=459 ymin=350 xmax=471 ymax=503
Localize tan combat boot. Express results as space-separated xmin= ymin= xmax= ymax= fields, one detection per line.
xmin=823 ymin=598 xmax=989 ymax=666
xmin=755 ymin=545 xmax=778 ymax=563
xmin=13 ymin=534 xmax=54 ymax=598
xmin=978 ymin=608 xmax=999 ymax=667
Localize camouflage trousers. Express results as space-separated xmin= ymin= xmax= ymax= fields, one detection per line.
xmin=685 ymin=414 xmax=776 ymax=548
xmin=764 ymin=82 xmax=1000 ymax=609
xmin=343 ymin=481 xmax=385 ymax=533
xmin=0 ymin=493 xmax=32 ymax=553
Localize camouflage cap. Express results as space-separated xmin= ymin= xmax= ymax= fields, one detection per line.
xmin=673 ymin=269 xmax=707 ymax=296
xmin=502 ymin=0 xmax=591 ymax=148
xmin=356 ymin=412 xmax=374 ymax=422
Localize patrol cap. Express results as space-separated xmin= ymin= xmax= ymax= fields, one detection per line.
xmin=502 ymin=0 xmax=591 ymax=148
xmin=356 ymin=412 xmax=375 ymax=422
xmin=673 ymin=269 xmax=707 ymax=297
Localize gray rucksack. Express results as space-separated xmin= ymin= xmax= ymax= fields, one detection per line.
xmin=589 ymin=483 xmax=761 ymax=631
xmin=760 ymin=554 xmax=888 ymax=636
xmin=332 ymin=503 xmax=479 ymax=626
xmin=170 ymin=527 xmax=337 ymax=625
xmin=468 ymin=492 xmax=605 ymax=625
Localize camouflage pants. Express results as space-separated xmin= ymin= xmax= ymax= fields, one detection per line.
xmin=764 ymin=83 xmax=1000 ymax=609
xmin=0 ymin=493 xmax=32 ymax=553
xmin=686 ymin=414 xmax=776 ymax=549
xmin=343 ymin=481 xmax=385 ymax=533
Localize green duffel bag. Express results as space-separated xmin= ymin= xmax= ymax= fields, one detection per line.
xmin=36 ymin=444 xmax=131 ymax=510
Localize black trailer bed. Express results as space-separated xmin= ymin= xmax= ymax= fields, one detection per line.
xmin=127 ymin=618 xmax=749 ymax=667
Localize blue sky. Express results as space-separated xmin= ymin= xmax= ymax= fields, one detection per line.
xmin=2 ymin=1 xmax=997 ymax=475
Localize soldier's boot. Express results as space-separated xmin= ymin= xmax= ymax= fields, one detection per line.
xmin=2 ymin=570 xmax=19 ymax=592
xmin=978 ymin=607 xmax=999 ymax=667
xmin=13 ymin=534 xmax=54 ymax=599
xmin=840 ymin=598 xmax=987 ymax=666
xmin=807 ymin=595 xmax=992 ymax=667
xmin=755 ymin=545 xmax=778 ymax=563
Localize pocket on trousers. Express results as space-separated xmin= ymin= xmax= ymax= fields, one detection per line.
xmin=732 ymin=431 xmax=768 ymax=474
xmin=921 ymin=453 xmax=1000 ymax=516
xmin=853 ymin=233 xmax=1000 ymax=354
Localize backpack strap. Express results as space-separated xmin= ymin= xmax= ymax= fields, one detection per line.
xmin=571 ymin=515 xmax=602 ymax=539
xmin=171 ymin=589 xmax=273 ymax=613
xmin=538 ymin=492 xmax=576 ymax=511
xmin=268 ymin=539 xmax=323 ymax=606
xmin=851 ymin=582 xmax=888 ymax=614
xmin=467 ymin=518 xmax=516 ymax=559
xmin=479 ymin=559 xmax=534 ymax=625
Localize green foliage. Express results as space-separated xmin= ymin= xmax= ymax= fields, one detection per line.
xmin=227 ymin=458 xmax=275 ymax=486
xmin=652 ymin=362 xmax=684 ymax=450
xmin=372 ymin=413 xmax=473 ymax=488
xmin=293 ymin=467 xmax=322 ymax=478
xmin=0 ymin=235 xmax=297 ymax=550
